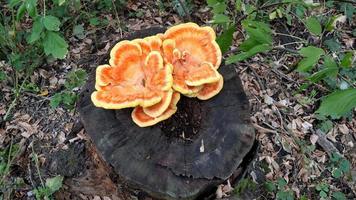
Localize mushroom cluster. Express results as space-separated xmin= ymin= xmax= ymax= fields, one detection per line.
xmin=91 ymin=23 xmax=223 ymax=127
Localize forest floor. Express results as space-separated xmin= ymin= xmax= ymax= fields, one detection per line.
xmin=0 ymin=1 xmax=355 ymax=200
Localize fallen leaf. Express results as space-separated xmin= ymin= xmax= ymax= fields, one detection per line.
xmin=310 ymin=134 xmax=319 ymax=145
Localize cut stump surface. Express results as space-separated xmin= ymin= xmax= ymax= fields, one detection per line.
xmin=78 ymin=27 xmax=255 ymax=200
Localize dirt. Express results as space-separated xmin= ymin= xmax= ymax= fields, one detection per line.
xmin=160 ymin=96 xmax=203 ymax=141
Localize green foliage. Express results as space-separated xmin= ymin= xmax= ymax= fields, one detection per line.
xmin=327 ymin=153 xmax=351 ymax=179
xmin=50 ymin=69 xmax=87 ymax=109
xmin=316 ymin=88 xmax=356 ymax=119
xmin=206 ymin=0 xmax=235 ymax=54
xmin=33 ymin=176 xmax=63 ymax=200
xmin=305 ymin=17 xmax=322 ymax=36
xmin=43 ymin=32 xmax=68 ymax=59
xmin=316 ymin=182 xmax=329 ymax=198
xmin=0 ymin=141 xmax=21 ymax=199
xmin=332 ymin=191 xmax=346 ymax=200
xmin=297 ymin=46 xmax=325 ymax=72
xmin=233 ymin=178 xmax=256 ymax=196
xmin=226 ymin=20 xmax=272 ymax=64
xmin=263 ymin=178 xmax=294 ymax=200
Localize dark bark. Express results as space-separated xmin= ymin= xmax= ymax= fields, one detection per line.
xmin=77 ymin=28 xmax=255 ymax=200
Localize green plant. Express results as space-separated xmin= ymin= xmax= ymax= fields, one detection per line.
xmin=0 ymin=139 xmax=22 ymax=199
xmin=328 ymin=152 xmax=350 ymax=179
xmin=264 ymin=178 xmax=294 ymax=200
xmin=233 ymin=177 xmax=256 ymax=196
xmin=332 ymin=191 xmax=346 ymax=200
xmin=316 ymin=182 xmax=329 ymax=199
xmin=50 ymin=68 xmax=87 ymax=108
xmin=1 ymin=0 xmax=70 ymax=121
xmin=33 ymin=175 xmax=64 ymax=200
xmin=206 ymin=0 xmax=236 ymax=54
xmin=206 ymin=0 xmax=355 ymax=121
xmin=31 ymin=145 xmax=63 ymax=200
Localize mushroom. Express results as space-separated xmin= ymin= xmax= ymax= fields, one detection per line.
xmin=132 ymin=92 xmax=180 ymax=127
xmin=91 ymin=41 xmax=173 ymax=110
xmin=163 ymin=23 xmax=223 ymax=99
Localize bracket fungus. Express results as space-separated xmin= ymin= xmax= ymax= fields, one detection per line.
xmin=91 ymin=23 xmax=225 ymax=127
xmin=78 ymin=27 xmax=256 ymax=199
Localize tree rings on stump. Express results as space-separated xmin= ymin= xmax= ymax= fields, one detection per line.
xmin=78 ymin=27 xmax=255 ymax=200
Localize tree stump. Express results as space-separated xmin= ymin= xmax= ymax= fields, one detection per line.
xmin=78 ymin=27 xmax=255 ymax=200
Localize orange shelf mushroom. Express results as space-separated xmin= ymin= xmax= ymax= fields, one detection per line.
xmin=91 ymin=23 xmax=225 ymax=127
xmin=132 ymin=92 xmax=180 ymax=127
xmin=91 ymin=41 xmax=173 ymax=109
xmin=163 ymin=23 xmax=223 ymax=99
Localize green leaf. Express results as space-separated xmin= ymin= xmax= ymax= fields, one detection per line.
xmin=235 ymin=0 xmax=243 ymax=12
xmin=264 ymin=181 xmax=276 ymax=192
xmin=0 ymin=71 xmax=6 ymax=81
xmin=297 ymin=46 xmax=325 ymax=72
xmin=9 ymin=0 xmax=22 ymax=8
xmin=16 ymin=3 xmax=26 ymax=21
xmin=332 ymin=191 xmax=346 ymax=200
xmin=269 ymin=11 xmax=277 ymax=20
xmin=319 ymin=191 xmax=327 ymax=198
xmin=28 ymin=18 xmax=43 ymax=43
xmin=318 ymin=119 xmax=333 ymax=133
xmin=73 ymin=24 xmax=85 ymax=39
xmin=53 ymin=0 xmax=66 ymax=6
xmin=242 ymin=20 xmax=272 ymax=45
xmin=324 ymin=39 xmax=341 ymax=52
xmin=316 ymin=88 xmax=356 ymax=118
xmin=276 ymin=190 xmax=294 ymax=200
xmin=324 ymin=55 xmax=337 ymax=68
xmin=308 ymin=56 xmax=338 ymax=83
xmin=216 ymin=26 xmax=235 ymax=54
xmin=308 ymin=67 xmax=338 ymax=83
xmin=340 ymin=159 xmax=350 ymax=173
xmin=62 ymin=92 xmax=77 ymax=106
xmin=212 ymin=14 xmax=230 ymax=24
xmin=332 ymin=168 xmax=343 ymax=178
xmin=207 ymin=0 xmax=218 ymax=6
xmin=43 ymin=15 xmax=61 ymax=31
xmin=341 ymin=3 xmax=354 ymax=20
xmin=25 ymin=0 xmax=37 ymax=18
xmin=340 ymin=52 xmax=353 ymax=68
xmin=43 ymin=32 xmax=68 ymax=59
xmin=212 ymin=2 xmax=226 ymax=14
xmin=277 ymin=178 xmax=287 ymax=188
xmin=89 ymin=17 xmax=100 ymax=26
xmin=50 ymin=93 xmax=62 ymax=108
xmin=226 ymin=44 xmax=271 ymax=64
xmin=64 ymin=69 xmax=88 ymax=90
xmin=305 ymin=17 xmax=322 ymax=36
xmin=45 ymin=175 xmax=63 ymax=194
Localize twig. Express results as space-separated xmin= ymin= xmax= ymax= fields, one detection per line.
xmin=3 ymin=75 xmax=29 ymax=121
xmin=273 ymin=32 xmax=307 ymax=43
xmin=273 ymin=46 xmax=299 ymax=54
xmin=111 ymin=0 xmax=123 ymax=38
xmin=177 ymin=0 xmax=192 ymax=21
xmin=253 ymin=123 xmax=278 ymax=134
xmin=314 ymin=129 xmax=339 ymax=156
xmin=31 ymin=143 xmax=44 ymax=187
xmin=259 ymin=1 xmax=292 ymax=10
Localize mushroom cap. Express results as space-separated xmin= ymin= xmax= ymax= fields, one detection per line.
xmin=164 ymin=22 xmax=222 ymax=68
xmin=132 ymin=92 xmax=180 ymax=127
xmin=143 ymin=89 xmax=174 ymax=118
xmin=162 ymin=24 xmax=223 ymax=98
xmin=91 ymin=41 xmax=172 ymax=109
xmin=197 ymin=74 xmax=224 ymax=100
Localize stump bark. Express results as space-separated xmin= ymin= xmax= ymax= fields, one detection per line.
xmin=78 ymin=27 xmax=255 ymax=200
